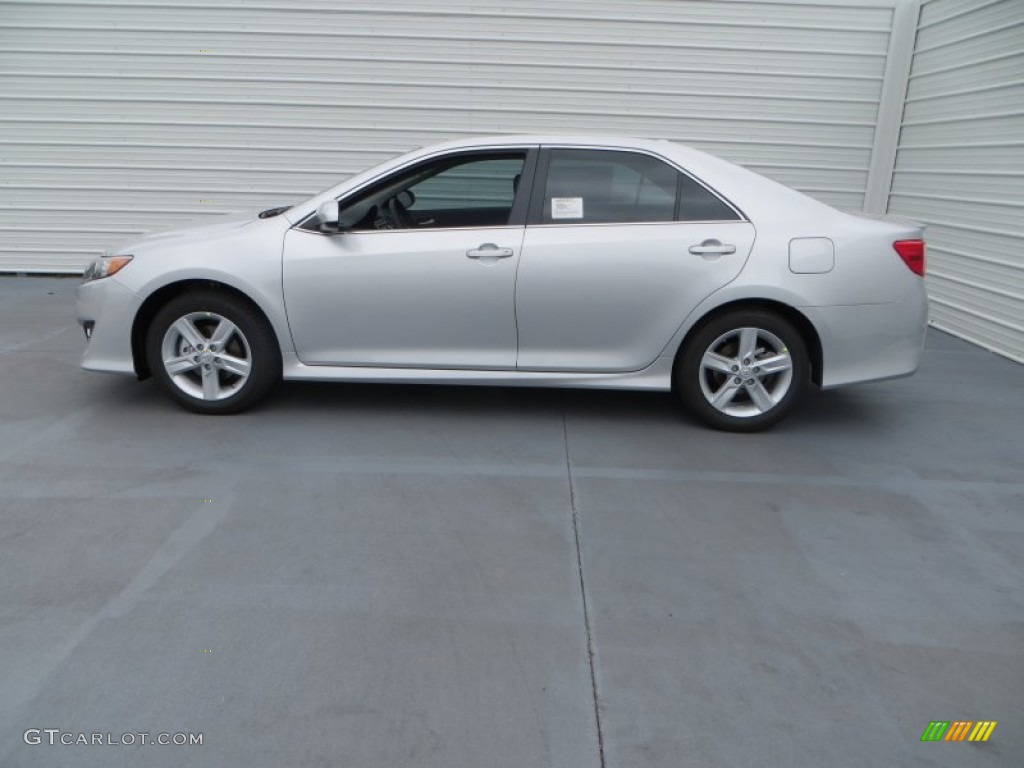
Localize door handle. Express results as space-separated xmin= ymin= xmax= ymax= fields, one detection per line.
xmin=466 ymin=243 xmax=514 ymax=260
xmin=689 ymin=239 xmax=736 ymax=256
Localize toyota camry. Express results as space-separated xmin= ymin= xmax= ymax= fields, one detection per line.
xmin=77 ymin=135 xmax=927 ymax=431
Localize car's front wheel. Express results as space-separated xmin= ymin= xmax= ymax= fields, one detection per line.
xmin=676 ymin=310 xmax=809 ymax=432
xmin=145 ymin=291 xmax=280 ymax=414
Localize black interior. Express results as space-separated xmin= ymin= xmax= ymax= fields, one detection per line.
xmin=407 ymin=207 xmax=513 ymax=229
xmin=335 ymin=152 xmax=526 ymax=232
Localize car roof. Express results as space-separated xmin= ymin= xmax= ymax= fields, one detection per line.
xmin=417 ymin=134 xmax=709 ymax=163
xmin=422 ymin=134 xmax=672 ymax=150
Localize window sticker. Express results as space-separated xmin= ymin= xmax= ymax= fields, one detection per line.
xmin=551 ymin=197 xmax=584 ymax=220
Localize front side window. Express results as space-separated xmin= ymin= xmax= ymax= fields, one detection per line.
xmin=538 ymin=149 xmax=739 ymax=224
xmin=336 ymin=152 xmax=526 ymax=231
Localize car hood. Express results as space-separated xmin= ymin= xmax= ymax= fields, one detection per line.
xmin=105 ymin=209 xmax=266 ymax=255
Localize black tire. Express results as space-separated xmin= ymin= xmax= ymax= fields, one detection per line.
xmin=675 ymin=309 xmax=809 ymax=432
xmin=145 ymin=290 xmax=281 ymax=414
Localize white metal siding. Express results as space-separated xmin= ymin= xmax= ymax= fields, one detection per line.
xmin=888 ymin=0 xmax=1024 ymax=362
xmin=0 ymin=0 xmax=895 ymax=273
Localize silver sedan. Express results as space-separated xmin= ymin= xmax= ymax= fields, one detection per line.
xmin=77 ymin=136 xmax=928 ymax=431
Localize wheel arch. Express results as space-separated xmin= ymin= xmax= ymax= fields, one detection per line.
xmin=131 ymin=279 xmax=277 ymax=379
xmin=672 ymin=299 xmax=823 ymax=388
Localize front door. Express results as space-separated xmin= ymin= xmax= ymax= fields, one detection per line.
xmin=283 ymin=150 xmax=532 ymax=369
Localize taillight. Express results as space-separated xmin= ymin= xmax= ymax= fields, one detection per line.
xmin=893 ymin=240 xmax=925 ymax=276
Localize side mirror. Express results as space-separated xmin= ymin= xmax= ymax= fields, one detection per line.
xmin=316 ymin=200 xmax=341 ymax=233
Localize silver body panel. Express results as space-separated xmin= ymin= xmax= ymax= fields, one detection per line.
xmin=283 ymin=226 xmax=523 ymax=369
xmin=515 ymin=221 xmax=755 ymax=371
xmin=77 ymin=135 xmax=928 ymax=393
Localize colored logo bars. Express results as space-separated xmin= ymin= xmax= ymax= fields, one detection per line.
xmin=921 ymin=721 xmax=997 ymax=742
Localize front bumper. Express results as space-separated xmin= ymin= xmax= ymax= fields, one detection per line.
xmin=76 ymin=277 xmax=141 ymax=375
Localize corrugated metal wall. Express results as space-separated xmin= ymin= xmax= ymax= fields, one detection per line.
xmin=0 ymin=0 xmax=895 ymax=273
xmin=887 ymin=0 xmax=1024 ymax=363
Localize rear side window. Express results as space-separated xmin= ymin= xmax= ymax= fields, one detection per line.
xmin=538 ymin=148 xmax=739 ymax=224
xmin=541 ymin=149 xmax=676 ymax=224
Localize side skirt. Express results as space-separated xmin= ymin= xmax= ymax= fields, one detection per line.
xmin=281 ymin=356 xmax=674 ymax=391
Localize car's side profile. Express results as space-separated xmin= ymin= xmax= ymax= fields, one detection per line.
xmin=77 ymin=135 xmax=928 ymax=431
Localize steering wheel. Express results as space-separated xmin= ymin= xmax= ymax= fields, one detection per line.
xmin=387 ymin=190 xmax=416 ymax=229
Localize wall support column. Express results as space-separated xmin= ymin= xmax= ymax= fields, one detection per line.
xmin=863 ymin=0 xmax=922 ymax=214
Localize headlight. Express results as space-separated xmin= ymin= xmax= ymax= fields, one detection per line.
xmin=83 ymin=255 xmax=133 ymax=282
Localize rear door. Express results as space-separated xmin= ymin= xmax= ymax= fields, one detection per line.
xmin=515 ymin=147 xmax=755 ymax=371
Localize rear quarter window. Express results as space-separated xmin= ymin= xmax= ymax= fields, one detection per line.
xmin=677 ymin=173 xmax=740 ymax=222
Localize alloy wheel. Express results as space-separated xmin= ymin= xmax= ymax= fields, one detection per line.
xmin=160 ymin=312 xmax=253 ymax=401
xmin=697 ymin=326 xmax=794 ymax=418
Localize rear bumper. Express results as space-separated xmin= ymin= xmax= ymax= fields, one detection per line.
xmin=76 ymin=277 xmax=140 ymax=375
xmin=804 ymin=284 xmax=928 ymax=389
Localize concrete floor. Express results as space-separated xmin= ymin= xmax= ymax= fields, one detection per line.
xmin=0 ymin=275 xmax=1021 ymax=767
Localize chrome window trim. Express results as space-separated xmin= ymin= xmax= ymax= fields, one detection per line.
xmin=291 ymin=224 xmax=527 ymax=238
xmin=293 ymin=219 xmax=748 ymax=238
xmin=521 ymin=219 xmax=749 ymax=230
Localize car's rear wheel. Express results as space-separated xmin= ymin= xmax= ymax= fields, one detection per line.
xmin=145 ymin=291 xmax=280 ymax=414
xmin=676 ymin=310 xmax=809 ymax=432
